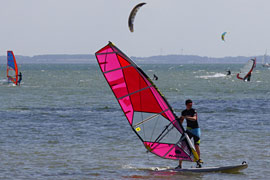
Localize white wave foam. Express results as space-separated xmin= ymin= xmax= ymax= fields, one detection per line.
xmin=196 ymin=73 xmax=227 ymax=79
xmin=122 ymin=164 xmax=169 ymax=171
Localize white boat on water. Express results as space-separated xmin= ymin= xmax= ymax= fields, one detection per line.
xmin=262 ymin=49 xmax=270 ymax=67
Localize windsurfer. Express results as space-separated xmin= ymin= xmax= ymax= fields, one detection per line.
xmin=17 ymin=72 xmax=22 ymax=85
xmin=153 ymin=74 xmax=158 ymax=81
xmin=176 ymin=99 xmax=202 ymax=169
xmin=226 ymin=70 xmax=231 ymax=75
xmin=244 ymin=73 xmax=251 ymax=82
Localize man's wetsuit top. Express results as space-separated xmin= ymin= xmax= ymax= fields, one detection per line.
xmin=18 ymin=73 xmax=22 ymax=83
xmin=181 ymin=108 xmax=199 ymax=129
xmin=181 ymin=108 xmax=200 ymax=145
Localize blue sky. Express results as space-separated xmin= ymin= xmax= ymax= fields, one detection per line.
xmin=0 ymin=0 xmax=270 ymax=57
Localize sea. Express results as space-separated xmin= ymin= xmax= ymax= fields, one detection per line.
xmin=0 ymin=63 xmax=269 ymax=180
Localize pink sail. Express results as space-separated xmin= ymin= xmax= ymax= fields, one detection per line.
xmin=96 ymin=42 xmax=198 ymax=161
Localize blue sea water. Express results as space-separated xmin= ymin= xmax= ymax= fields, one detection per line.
xmin=0 ymin=63 xmax=269 ymax=179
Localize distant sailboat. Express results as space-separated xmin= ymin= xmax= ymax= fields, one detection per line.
xmin=7 ymin=51 xmax=19 ymax=85
xmin=262 ymin=50 xmax=270 ymax=67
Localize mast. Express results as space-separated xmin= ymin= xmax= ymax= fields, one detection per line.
xmin=262 ymin=49 xmax=267 ymax=65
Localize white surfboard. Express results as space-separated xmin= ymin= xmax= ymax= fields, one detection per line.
xmin=158 ymin=162 xmax=248 ymax=173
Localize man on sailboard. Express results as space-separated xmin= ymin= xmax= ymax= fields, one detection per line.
xmin=177 ymin=99 xmax=202 ymax=168
xmin=244 ymin=73 xmax=251 ymax=82
xmin=17 ymin=72 xmax=22 ymax=85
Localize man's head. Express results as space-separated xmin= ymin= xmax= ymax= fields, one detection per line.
xmin=185 ymin=99 xmax=193 ymax=109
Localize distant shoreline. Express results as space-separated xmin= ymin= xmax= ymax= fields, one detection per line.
xmin=0 ymin=54 xmax=263 ymax=64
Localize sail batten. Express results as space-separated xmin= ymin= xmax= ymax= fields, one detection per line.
xmin=96 ymin=52 xmax=117 ymax=55
xmin=117 ymin=85 xmax=153 ymax=100
xmin=133 ymin=109 xmax=170 ymax=127
xmin=104 ymin=65 xmax=132 ymax=74
xmin=96 ymin=42 xmax=199 ymax=162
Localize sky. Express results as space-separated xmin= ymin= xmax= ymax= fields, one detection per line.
xmin=1 ymin=0 xmax=270 ymax=58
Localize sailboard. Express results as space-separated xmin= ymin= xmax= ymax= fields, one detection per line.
xmin=236 ymin=58 xmax=256 ymax=81
xmin=159 ymin=162 xmax=248 ymax=173
xmin=96 ymin=42 xmax=200 ymax=163
xmin=7 ymin=51 xmax=18 ymax=85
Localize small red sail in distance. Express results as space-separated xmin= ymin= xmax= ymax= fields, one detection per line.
xmin=95 ymin=42 xmax=199 ymax=162
xmin=7 ymin=51 xmax=18 ymax=85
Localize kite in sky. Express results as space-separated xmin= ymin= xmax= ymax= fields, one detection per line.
xmin=128 ymin=2 xmax=146 ymax=32
xmin=221 ymin=32 xmax=227 ymax=41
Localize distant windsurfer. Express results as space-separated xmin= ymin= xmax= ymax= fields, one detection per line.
xmin=226 ymin=70 xmax=231 ymax=75
xmin=176 ymin=99 xmax=202 ymax=169
xmin=237 ymin=58 xmax=256 ymax=82
xmin=153 ymin=74 xmax=158 ymax=81
xmin=17 ymin=72 xmax=22 ymax=85
xmin=244 ymin=73 xmax=251 ymax=82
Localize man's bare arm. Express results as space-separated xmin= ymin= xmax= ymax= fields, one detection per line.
xmin=178 ymin=116 xmax=185 ymax=124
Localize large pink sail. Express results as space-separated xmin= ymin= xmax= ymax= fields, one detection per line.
xmin=95 ymin=42 xmax=199 ymax=162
